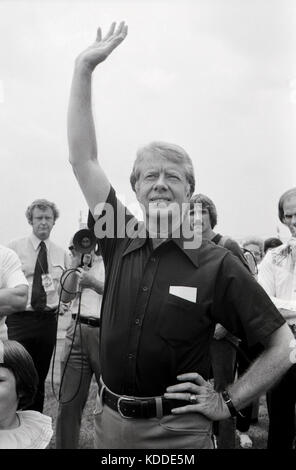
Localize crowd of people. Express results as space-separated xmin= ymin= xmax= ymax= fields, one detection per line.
xmin=0 ymin=21 xmax=295 ymax=450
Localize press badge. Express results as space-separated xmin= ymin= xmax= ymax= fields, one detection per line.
xmin=41 ymin=274 xmax=55 ymax=293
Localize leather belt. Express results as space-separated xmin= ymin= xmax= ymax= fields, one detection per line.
xmin=18 ymin=309 xmax=57 ymax=317
xmin=72 ymin=314 xmax=100 ymax=328
xmin=101 ymin=386 xmax=188 ymax=419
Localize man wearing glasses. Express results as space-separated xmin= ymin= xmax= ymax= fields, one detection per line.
xmin=258 ymin=187 xmax=296 ymax=449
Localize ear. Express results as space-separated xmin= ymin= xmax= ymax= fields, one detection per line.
xmin=134 ymin=181 xmax=140 ymax=197
xmin=185 ymin=183 xmax=191 ymax=200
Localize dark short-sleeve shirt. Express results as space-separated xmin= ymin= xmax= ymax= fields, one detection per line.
xmin=93 ymin=188 xmax=285 ymax=397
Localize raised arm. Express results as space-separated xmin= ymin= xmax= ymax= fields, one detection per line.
xmin=68 ymin=22 xmax=128 ymax=213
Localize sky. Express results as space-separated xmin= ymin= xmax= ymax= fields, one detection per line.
xmin=0 ymin=0 xmax=295 ymax=248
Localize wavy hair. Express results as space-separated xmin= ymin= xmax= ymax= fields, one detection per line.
xmin=25 ymin=199 xmax=60 ymax=224
xmin=130 ymin=141 xmax=195 ymax=196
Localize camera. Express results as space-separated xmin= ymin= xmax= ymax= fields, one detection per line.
xmin=71 ymin=229 xmax=98 ymax=268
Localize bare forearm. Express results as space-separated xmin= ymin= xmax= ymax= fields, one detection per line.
xmin=0 ymin=286 xmax=28 ymax=314
xmin=68 ymin=61 xmax=97 ymax=166
xmin=60 ymin=271 xmax=79 ymax=303
xmin=89 ymin=279 xmax=104 ymax=295
xmin=81 ymin=275 xmax=104 ymax=295
xmin=227 ymin=325 xmax=294 ymax=410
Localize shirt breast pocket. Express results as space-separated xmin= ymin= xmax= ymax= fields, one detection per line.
xmin=158 ymin=294 xmax=199 ymax=344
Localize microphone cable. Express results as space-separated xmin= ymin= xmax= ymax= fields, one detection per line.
xmin=51 ymin=268 xmax=85 ymax=404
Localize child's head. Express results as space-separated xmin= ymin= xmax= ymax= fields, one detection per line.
xmin=0 ymin=339 xmax=38 ymax=410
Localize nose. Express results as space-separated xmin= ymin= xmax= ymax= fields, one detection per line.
xmin=153 ymin=174 xmax=168 ymax=190
xmin=292 ymin=215 xmax=296 ymax=224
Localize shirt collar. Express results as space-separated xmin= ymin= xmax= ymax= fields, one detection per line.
xmin=30 ymin=233 xmax=50 ymax=251
xmin=170 ymin=234 xmax=200 ymax=268
xmin=122 ymin=222 xmax=149 ymax=257
xmin=122 ymin=221 xmax=200 ymax=268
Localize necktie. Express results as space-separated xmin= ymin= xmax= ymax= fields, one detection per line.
xmin=31 ymin=241 xmax=48 ymax=311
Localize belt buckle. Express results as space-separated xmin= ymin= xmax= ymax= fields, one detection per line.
xmin=117 ymin=396 xmax=136 ymax=419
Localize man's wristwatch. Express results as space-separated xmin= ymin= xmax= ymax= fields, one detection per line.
xmin=221 ymin=389 xmax=244 ymax=418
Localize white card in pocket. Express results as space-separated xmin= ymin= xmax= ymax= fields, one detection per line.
xmin=169 ymin=286 xmax=197 ymax=303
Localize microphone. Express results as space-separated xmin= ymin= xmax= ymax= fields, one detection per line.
xmin=73 ymin=229 xmax=97 ymax=254
xmin=81 ymin=253 xmax=92 ymax=269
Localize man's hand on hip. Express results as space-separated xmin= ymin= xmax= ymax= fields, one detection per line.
xmin=164 ymin=372 xmax=230 ymax=421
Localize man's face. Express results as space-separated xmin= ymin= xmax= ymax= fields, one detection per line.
xmin=201 ymin=207 xmax=212 ymax=235
xmin=189 ymin=205 xmax=210 ymax=235
xmin=283 ymin=194 xmax=296 ymax=237
xmin=135 ymin=153 xmax=191 ymax=223
xmin=31 ymin=207 xmax=55 ymax=240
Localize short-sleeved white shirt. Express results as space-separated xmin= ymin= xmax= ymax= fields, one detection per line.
xmin=0 ymin=245 xmax=28 ymax=339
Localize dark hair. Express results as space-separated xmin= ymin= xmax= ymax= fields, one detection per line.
xmin=278 ymin=187 xmax=296 ymax=223
xmin=1 ymin=340 xmax=38 ymax=410
xmin=190 ymin=193 xmax=218 ymax=229
xmin=25 ymin=199 xmax=60 ymax=224
xmin=130 ymin=141 xmax=195 ymax=196
xmin=264 ymin=237 xmax=283 ymax=253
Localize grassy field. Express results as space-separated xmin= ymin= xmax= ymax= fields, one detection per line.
xmin=44 ymin=379 xmax=98 ymax=449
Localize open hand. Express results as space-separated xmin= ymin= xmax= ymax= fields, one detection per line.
xmin=76 ymin=21 xmax=128 ymax=71
xmin=164 ymin=372 xmax=230 ymax=421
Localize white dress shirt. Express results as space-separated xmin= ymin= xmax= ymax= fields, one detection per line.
xmin=70 ymin=255 xmax=105 ymax=318
xmin=258 ymin=239 xmax=296 ymax=325
xmin=8 ymin=234 xmax=69 ymax=311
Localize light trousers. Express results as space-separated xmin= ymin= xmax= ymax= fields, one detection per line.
xmin=56 ymin=320 xmax=101 ymax=449
xmin=94 ymin=384 xmax=214 ymax=449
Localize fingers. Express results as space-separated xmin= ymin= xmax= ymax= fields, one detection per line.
xmin=102 ymin=21 xmax=116 ymax=41
xmin=171 ymin=403 xmax=204 ymax=415
xmin=164 ymin=373 xmax=209 ymax=400
xmin=96 ymin=27 xmax=102 ymax=42
xmin=101 ymin=21 xmax=128 ymax=44
xmin=176 ymin=372 xmax=208 ymax=386
xmin=166 ymin=382 xmax=200 ymax=393
xmin=164 ymin=391 xmax=198 ymax=401
xmin=115 ymin=21 xmax=128 ymax=38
